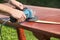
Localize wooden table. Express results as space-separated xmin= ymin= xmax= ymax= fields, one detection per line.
xmin=0 ymin=4 xmax=60 ymax=40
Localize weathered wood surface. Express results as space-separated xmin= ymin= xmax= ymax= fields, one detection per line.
xmin=0 ymin=4 xmax=60 ymax=40
xmin=21 ymin=5 xmax=60 ymax=37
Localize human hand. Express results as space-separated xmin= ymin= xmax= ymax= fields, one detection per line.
xmin=10 ymin=9 xmax=26 ymax=22
xmin=10 ymin=0 xmax=24 ymax=10
xmin=0 ymin=2 xmax=26 ymax=22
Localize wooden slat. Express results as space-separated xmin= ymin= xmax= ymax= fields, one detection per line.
xmin=25 ymin=5 xmax=60 ymax=22
xmin=0 ymin=5 xmax=60 ymax=38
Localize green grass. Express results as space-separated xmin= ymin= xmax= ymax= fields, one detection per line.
xmin=0 ymin=25 xmax=18 ymax=40
xmin=0 ymin=25 xmax=60 ymax=40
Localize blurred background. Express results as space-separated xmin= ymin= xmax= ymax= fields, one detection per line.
xmin=0 ymin=0 xmax=60 ymax=8
xmin=0 ymin=0 xmax=60 ymax=40
xmin=19 ymin=0 xmax=60 ymax=8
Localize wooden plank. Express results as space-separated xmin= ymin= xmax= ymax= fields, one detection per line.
xmin=0 ymin=5 xmax=60 ymax=39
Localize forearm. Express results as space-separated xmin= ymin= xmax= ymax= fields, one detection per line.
xmin=0 ymin=4 xmax=16 ymax=15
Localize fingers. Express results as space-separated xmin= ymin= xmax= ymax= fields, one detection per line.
xmin=18 ymin=17 xmax=24 ymax=22
xmin=11 ymin=0 xmax=24 ymax=10
xmin=18 ymin=14 xmax=26 ymax=22
xmin=16 ymin=2 xmax=24 ymax=9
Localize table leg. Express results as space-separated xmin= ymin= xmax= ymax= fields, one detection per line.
xmin=16 ymin=28 xmax=26 ymax=40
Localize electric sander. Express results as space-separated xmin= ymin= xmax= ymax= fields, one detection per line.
xmin=10 ymin=7 xmax=37 ymax=23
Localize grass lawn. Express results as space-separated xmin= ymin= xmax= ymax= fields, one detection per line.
xmin=0 ymin=25 xmax=60 ymax=40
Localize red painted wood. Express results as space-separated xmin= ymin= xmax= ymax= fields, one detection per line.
xmin=25 ymin=5 xmax=60 ymax=22
xmin=21 ymin=5 xmax=60 ymax=38
xmin=17 ymin=28 xmax=26 ymax=40
xmin=0 ymin=4 xmax=60 ymax=39
xmin=21 ymin=22 xmax=60 ymax=37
